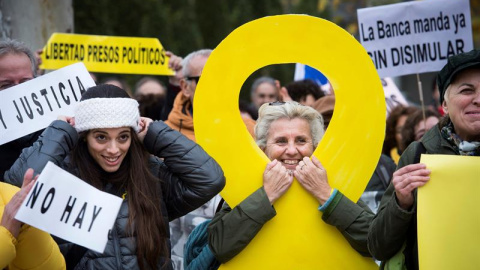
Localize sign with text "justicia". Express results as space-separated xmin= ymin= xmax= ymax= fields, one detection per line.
xmin=0 ymin=63 xmax=95 ymax=145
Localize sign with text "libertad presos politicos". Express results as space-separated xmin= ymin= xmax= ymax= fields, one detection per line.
xmin=40 ymin=33 xmax=175 ymax=76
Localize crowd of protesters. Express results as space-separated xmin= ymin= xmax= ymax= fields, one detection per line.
xmin=0 ymin=33 xmax=479 ymax=270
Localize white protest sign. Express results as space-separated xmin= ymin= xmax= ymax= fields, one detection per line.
xmin=0 ymin=62 xmax=95 ymax=145
xmin=15 ymin=161 xmax=123 ymax=253
xmin=357 ymin=0 xmax=473 ymax=78
xmin=382 ymin=77 xmax=408 ymax=115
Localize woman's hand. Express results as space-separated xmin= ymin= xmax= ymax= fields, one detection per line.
xmin=294 ymin=156 xmax=331 ymax=205
xmin=137 ymin=117 xmax=153 ymax=143
xmin=57 ymin=115 xmax=75 ymax=127
xmin=263 ymin=159 xmax=294 ymax=204
xmin=1 ymin=168 xmax=38 ymax=238
xmin=392 ymin=163 xmax=431 ymax=210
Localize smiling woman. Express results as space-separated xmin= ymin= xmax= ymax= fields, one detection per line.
xmin=5 ymin=84 xmax=225 ymax=270
xmin=86 ymin=128 xmax=132 ymax=173
xmin=207 ymin=101 xmax=375 ymax=266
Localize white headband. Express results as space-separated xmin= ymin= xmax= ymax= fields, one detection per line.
xmin=74 ymin=98 xmax=140 ymax=133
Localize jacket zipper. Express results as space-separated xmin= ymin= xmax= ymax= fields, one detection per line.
xmin=109 ymin=227 xmax=124 ymax=270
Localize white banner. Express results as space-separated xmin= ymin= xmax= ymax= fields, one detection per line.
xmin=357 ymin=0 xmax=473 ymax=78
xmin=382 ymin=77 xmax=408 ymax=115
xmin=0 ymin=62 xmax=95 ymax=145
xmin=15 ymin=162 xmax=123 ymax=253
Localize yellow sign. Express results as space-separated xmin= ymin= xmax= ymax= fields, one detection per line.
xmin=418 ymin=154 xmax=480 ymax=270
xmin=40 ymin=33 xmax=174 ymax=76
xmin=194 ymin=15 xmax=384 ymax=269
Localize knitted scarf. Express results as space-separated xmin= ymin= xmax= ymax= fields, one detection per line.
xmin=441 ymin=120 xmax=480 ymax=156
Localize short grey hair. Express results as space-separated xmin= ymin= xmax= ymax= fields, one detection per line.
xmin=182 ymin=49 xmax=212 ymax=77
xmin=250 ymin=76 xmax=276 ymax=98
xmin=255 ymin=101 xmax=324 ymax=149
xmin=443 ymin=85 xmax=451 ymax=103
xmin=0 ymin=39 xmax=37 ymax=77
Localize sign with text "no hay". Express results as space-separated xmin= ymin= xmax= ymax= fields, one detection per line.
xmin=15 ymin=162 xmax=123 ymax=253
xmin=357 ymin=0 xmax=473 ymax=78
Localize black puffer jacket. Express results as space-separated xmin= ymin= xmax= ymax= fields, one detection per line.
xmin=5 ymin=120 xmax=226 ymax=270
xmin=0 ymin=130 xmax=42 ymax=182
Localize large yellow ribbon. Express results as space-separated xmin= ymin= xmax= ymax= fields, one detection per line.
xmin=195 ymin=15 xmax=384 ymax=269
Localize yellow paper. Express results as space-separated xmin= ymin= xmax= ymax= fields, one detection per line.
xmin=419 ymin=154 xmax=480 ymax=270
xmin=194 ymin=15 xmax=383 ymax=269
xmin=40 ymin=33 xmax=174 ymax=75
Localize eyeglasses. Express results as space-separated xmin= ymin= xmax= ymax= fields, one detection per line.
xmin=268 ymin=101 xmax=286 ymax=106
xmin=185 ymin=76 xmax=200 ymax=84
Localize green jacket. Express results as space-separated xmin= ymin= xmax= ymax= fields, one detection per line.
xmin=208 ymin=186 xmax=374 ymax=263
xmin=368 ymin=123 xmax=457 ymax=270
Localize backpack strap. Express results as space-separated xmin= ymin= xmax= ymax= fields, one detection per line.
xmin=215 ymin=198 xmax=225 ymax=214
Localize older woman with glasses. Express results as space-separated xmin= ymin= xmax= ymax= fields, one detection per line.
xmin=207 ymin=101 xmax=374 ymax=265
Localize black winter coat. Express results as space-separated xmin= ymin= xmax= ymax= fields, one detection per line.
xmin=5 ymin=120 xmax=225 ymax=269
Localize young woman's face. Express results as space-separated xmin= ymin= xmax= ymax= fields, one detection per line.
xmin=86 ymin=127 xmax=132 ymax=173
xmin=263 ymin=117 xmax=314 ymax=170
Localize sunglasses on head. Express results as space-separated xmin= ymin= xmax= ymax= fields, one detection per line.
xmin=268 ymin=101 xmax=286 ymax=106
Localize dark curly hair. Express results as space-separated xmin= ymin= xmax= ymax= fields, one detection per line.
xmin=401 ymin=108 xmax=440 ymax=151
xmin=383 ymin=105 xmax=419 ymax=156
xmin=285 ymin=79 xmax=325 ymax=103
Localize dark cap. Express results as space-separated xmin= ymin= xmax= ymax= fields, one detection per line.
xmin=437 ymin=49 xmax=480 ymax=104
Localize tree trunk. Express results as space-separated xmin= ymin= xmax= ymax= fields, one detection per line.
xmin=0 ymin=0 xmax=73 ymax=51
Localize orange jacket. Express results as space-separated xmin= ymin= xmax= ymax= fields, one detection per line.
xmin=165 ymin=92 xmax=255 ymax=141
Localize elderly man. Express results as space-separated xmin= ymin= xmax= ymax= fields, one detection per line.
xmin=0 ymin=39 xmax=39 ymax=181
xmin=165 ymin=49 xmax=254 ymax=270
xmin=165 ymin=49 xmax=255 ymax=141
xmin=248 ymin=76 xmax=279 ymax=119
xmin=164 ymin=49 xmax=209 ymax=141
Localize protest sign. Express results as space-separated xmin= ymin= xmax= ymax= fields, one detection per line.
xmin=418 ymin=154 xmax=480 ymax=269
xmin=15 ymin=161 xmax=123 ymax=253
xmin=358 ymin=0 xmax=473 ymax=78
xmin=40 ymin=33 xmax=174 ymax=76
xmin=382 ymin=77 xmax=408 ymax=115
xmin=0 ymin=62 xmax=95 ymax=145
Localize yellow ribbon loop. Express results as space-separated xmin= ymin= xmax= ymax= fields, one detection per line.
xmin=195 ymin=15 xmax=384 ymax=269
